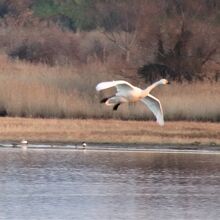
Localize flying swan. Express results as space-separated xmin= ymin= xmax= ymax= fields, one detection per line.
xmin=96 ymin=79 xmax=169 ymax=126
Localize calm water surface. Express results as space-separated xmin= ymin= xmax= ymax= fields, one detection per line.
xmin=0 ymin=148 xmax=220 ymax=220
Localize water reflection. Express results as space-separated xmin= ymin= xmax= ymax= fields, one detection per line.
xmin=0 ymin=148 xmax=220 ymax=220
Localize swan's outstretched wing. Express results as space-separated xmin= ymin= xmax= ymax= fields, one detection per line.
xmin=140 ymin=94 xmax=164 ymax=126
xmin=96 ymin=80 xmax=134 ymax=92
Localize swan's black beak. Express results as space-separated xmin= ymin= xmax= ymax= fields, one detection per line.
xmin=167 ymin=81 xmax=171 ymax=84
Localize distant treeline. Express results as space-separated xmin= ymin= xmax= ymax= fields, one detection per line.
xmin=0 ymin=0 xmax=219 ymax=82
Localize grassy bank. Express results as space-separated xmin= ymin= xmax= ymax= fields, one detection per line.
xmin=0 ymin=117 xmax=219 ymax=146
xmin=0 ymin=55 xmax=219 ymax=122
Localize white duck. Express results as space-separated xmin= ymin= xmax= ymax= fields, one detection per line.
xmin=96 ymin=79 xmax=169 ymax=126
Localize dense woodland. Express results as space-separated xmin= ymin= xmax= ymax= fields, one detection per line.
xmin=0 ymin=0 xmax=219 ymax=82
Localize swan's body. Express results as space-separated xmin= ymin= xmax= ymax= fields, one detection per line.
xmin=96 ymin=79 xmax=169 ymax=126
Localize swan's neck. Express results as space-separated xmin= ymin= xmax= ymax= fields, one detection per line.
xmin=142 ymin=81 xmax=162 ymax=97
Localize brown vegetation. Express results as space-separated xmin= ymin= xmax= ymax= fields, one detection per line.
xmin=0 ymin=1 xmax=219 ymax=122
xmin=0 ymin=0 xmax=219 ymax=81
xmin=0 ymin=117 xmax=219 ymax=146
xmin=0 ymin=55 xmax=219 ymax=122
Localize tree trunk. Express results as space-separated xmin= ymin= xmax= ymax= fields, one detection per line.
xmin=126 ymin=50 xmax=130 ymax=63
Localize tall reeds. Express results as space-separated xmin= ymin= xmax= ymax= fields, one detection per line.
xmin=0 ymin=55 xmax=219 ymax=121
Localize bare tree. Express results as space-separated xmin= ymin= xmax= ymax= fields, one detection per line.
xmin=95 ymin=0 xmax=143 ymax=63
xmin=138 ymin=0 xmax=220 ymax=82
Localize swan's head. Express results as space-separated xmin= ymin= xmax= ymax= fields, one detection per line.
xmin=160 ymin=79 xmax=170 ymax=85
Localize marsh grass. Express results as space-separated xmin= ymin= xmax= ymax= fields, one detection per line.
xmin=0 ymin=55 xmax=219 ymax=121
xmin=157 ymin=82 xmax=220 ymax=122
xmin=0 ymin=117 xmax=219 ymax=145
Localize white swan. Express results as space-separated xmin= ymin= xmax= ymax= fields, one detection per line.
xmin=96 ymin=79 xmax=169 ymax=126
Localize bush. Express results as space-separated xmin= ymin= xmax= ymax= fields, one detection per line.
xmin=8 ymin=27 xmax=80 ymax=65
xmin=138 ymin=64 xmax=177 ymax=83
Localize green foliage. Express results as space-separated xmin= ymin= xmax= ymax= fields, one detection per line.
xmin=32 ymin=0 xmax=98 ymax=31
xmin=31 ymin=0 xmax=135 ymax=31
xmin=60 ymin=0 xmax=97 ymax=30
xmin=0 ymin=0 xmax=8 ymax=18
xmin=32 ymin=0 xmax=61 ymax=18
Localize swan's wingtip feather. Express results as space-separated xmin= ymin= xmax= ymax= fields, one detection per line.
xmin=157 ymin=119 xmax=164 ymax=126
xmin=96 ymin=84 xmax=101 ymax=91
xmin=96 ymin=82 xmax=109 ymax=91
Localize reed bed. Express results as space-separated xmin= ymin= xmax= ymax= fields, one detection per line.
xmin=0 ymin=117 xmax=219 ymax=145
xmin=0 ymin=55 xmax=219 ymax=122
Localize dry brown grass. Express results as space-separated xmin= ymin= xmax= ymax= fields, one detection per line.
xmin=0 ymin=55 xmax=219 ymax=122
xmin=0 ymin=117 xmax=219 ymax=146
xmin=151 ymin=82 xmax=220 ymax=122
xmin=0 ymin=55 xmax=114 ymax=118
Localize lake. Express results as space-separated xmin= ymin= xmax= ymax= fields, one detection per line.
xmin=0 ymin=147 xmax=220 ymax=220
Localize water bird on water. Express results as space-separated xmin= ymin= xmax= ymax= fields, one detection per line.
xmin=82 ymin=142 xmax=87 ymax=148
xmin=20 ymin=139 xmax=28 ymax=149
xmin=76 ymin=142 xmax=87 ymax=150
xmin=96 ymin=79 xmax=170 ymax=126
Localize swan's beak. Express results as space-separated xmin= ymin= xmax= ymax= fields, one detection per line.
xmin=167 ymin=81 xmax=170 ymax=84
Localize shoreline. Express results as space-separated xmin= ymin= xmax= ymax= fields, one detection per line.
xmin=1 ymin=142 xmax=220 ymax=154
xmin=0 ymin=117 xmax=219 ymax=147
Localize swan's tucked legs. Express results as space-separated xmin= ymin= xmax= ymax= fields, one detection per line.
xmin=106 ymin=96 xmax=126 ymax=105
xmin=100 ymin=96 xmax=121 ymax=110
xmin=113 ymin=103 xmax=121 ymax=111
